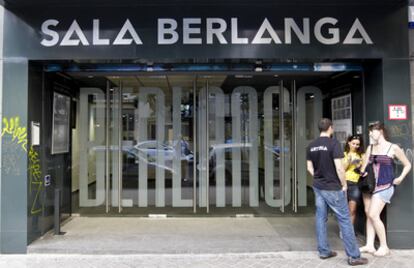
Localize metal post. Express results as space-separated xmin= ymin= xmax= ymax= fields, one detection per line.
xmin=362 ymin=72 xmax=367 ymax=141
xmin=105 ymin=81 xmax=110 ymax=213
xmin=206 ymin=79 xmax=210 ymax=214
xmin=292 ymin=80 xmax=297 ymax=213
xmin=193 ymin=76 xmax=197 ymax=213
xmin=118 ymin=81 xmax=123 ymax=213
xmin=54 ymin=188 xmax=63 ymax=235
xmin=280 ymin=80 xmax=285 ymax=213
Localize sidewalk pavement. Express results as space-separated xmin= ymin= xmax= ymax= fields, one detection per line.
xmin=3 ymin=217 xmax=413 ymax=267
xmin=1 ymin=250 xmax=413 ymax=268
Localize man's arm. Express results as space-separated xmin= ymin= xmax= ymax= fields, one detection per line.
xmin=307 ymin=160 xmax=314 ymax=177
xmin=334 ymin=158 xmax=347 ymax=191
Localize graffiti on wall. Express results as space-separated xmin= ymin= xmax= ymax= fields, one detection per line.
xmin=389 ymin=123 xmax=410 ymax=139
xmin=2 ymin=116 xmax=28 ymax=151
xmin=28 ymin=145 xmax=43 ymax=215
xmin=1 ymin=116 xmax=43 ymax=215
xmin=388 ymin=121 xmax=414 ymax=194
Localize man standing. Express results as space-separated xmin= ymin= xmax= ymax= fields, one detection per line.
xmin=307 ymin=118 xmax=368 ymax=266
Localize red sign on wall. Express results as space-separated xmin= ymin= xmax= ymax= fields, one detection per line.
xmin=388 ymin=104 xmax=408 ymax=120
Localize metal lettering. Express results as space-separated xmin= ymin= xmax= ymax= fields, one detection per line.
xmin=252 ymin=18 xmax=282 ymax=44
xmin=314 ymin=17 xmax=339 ymax=45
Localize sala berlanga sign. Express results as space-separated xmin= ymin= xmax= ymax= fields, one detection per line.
xmin=40 ymin=17 xmax=373 ymax=47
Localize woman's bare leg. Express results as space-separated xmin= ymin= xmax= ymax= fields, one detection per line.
xmin=348 ymin=200 xmax=358 ymax=225
xmin=360 ymin=193 xmax=376 ymax=253
xmin=367 ymin=196 xmax=389 ymax=256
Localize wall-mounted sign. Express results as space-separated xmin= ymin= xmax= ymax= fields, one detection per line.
xmin=51 ymin=92 xmax=71 ymax=154
xmin=31 ymin=121 xmax=40 ymax=146
xmin=10 ymin=4 xmax=406 ymax=60
xmin=409 ymin=6 xmax=414 ymax=29
xmin=388 ymin=104 xmax=407 ymax=120
xmin=40 ymin=17 xmax=373 ymax=47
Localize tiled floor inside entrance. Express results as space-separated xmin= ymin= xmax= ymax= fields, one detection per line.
xmin=28 ymin=216 xmax=362 ymax=254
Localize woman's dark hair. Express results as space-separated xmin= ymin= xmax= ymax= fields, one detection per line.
xmin=344 ymin=134 xmax=365 ymax=156
xmin=368 ymin=121 xmax=388 ymax=139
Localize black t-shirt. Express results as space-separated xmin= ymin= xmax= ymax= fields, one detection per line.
xmin=306 ymin=136 xmax=344 ymax=190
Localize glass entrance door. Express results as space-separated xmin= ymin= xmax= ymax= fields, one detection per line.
xmin=74 ymin=74 xmax=320 ymax=215
xmin=197 ymin=75 xmax=293 ymax=214
xmin=116 ymin=75 xmax=196 ymax=214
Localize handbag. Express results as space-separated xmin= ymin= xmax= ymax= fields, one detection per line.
xmin=358 ymin=145 xmax=376 ymax=194
xmin=359 ymin=164 xmax=376 ymax=194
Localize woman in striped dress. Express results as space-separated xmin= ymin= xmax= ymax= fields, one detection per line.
xmin=359 ymin=122 xmax=411 ymax=256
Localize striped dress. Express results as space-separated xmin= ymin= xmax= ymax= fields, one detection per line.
xmin=369 ymin=144 xmax=395 ymax=193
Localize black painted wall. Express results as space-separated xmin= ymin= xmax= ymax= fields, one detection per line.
xmin=27 ymin=64 xmax=73 ymax=244
xmin=382 ymin=59 xmax=413 ymax=249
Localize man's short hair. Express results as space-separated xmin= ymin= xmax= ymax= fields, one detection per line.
xmin=318 ymin=118 xmax=333 ymax=132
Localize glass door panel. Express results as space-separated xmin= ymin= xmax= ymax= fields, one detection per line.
xmin=118 ymin=75 xmax=195 ymax=215
xmin=195 ymin=76 xmax=209 ymax=211
xmin=75 ymin=86 xmax=108 ymax=214
xmin=196 ymin=75 xmax=294 ymax=215
xmin=296 ymin=85 xmax=323 ymax=213
xmin=261 ymin=82 xmax=292 ymax=214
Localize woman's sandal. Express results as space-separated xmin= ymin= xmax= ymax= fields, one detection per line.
xmin=359 ymin=245 xmax=376 ymax=254
xmin=373 ymin=247 xmax=390 ymax=257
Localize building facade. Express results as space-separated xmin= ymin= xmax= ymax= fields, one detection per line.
xmin=0 ymin=0 xmax=413 ymax=253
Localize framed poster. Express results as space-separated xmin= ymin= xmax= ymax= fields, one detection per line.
xmin=331 ymin=94 xmax=352 ymax=145
xmin=51 ymin=92 xmax=71 ymax=154
xmin=388 ymin=104 xmax=407 ymax=120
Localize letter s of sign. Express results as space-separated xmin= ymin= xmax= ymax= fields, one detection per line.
xmin=41 ymin=19 xmax=60 ymax=47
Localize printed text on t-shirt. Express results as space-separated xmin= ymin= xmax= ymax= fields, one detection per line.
xmin=310 ymin=146 xmax=328 ymax=152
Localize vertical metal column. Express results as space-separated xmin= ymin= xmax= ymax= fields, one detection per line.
xmin=54 ymin=188 xmax=62 ymax=235
xmin=105 ymin=81 xmax=110 ymax=213
xmin=280 ymin=80 xmax=285 ymax=213
xmin=206 ymin=79 xmax=210 ymax=213
xmin=193 ymin=77 xmax=197 ymax=213
xmin=292 ymin=80 xmax=297 ymax=213
xmin=118 ymin=81 xmax=123 ymax=213
xmin=362 ymin=72 xmax=367 ymax=138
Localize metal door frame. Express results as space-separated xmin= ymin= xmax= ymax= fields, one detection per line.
xmin=103 ymin=78 xmax=124 ymax=213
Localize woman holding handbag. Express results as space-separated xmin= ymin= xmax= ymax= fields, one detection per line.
xmin=359 ymin=122 xmax=411 ymax=256
xmin=342 ymin=135 xmax=365 ymax=225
